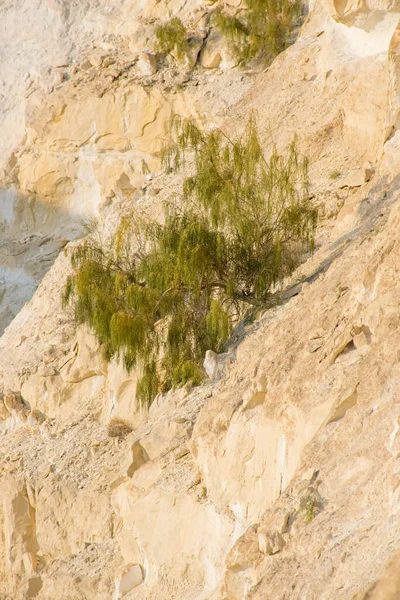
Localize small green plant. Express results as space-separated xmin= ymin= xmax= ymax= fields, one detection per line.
xmin=64 ymin=117 xmax=317 ymax=408
xmin=155 ymin=18 xmax=189 ymax=61
xmin=298 ymin=491 xmax=324 ymax=523
xmin=329 ymin=170 xmax=341 ymax=181
xmin=216 ymin=0 xmax=302 ymax=66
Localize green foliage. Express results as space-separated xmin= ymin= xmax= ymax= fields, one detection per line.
xmin=329 ymin=170 xmax=341 ymax=181
xmin=172 ymin=360 xmax=204 ymax=388
xmin=165 ymin=116 xmax=317 ymax=301
xmin=136 ymin=360 xmax=159 ymax=408
xmin=216 ymin=0 xmax=302 ymax=65
xmin=298 ymin=490 xmax=324 ymax=523
xmin=155 ymin=18 xmax=189 ymax=61
xmin=206 ymin=300 xmax=231 ymax=352
xmin=64 ymin=117 xmax=317 ymax=408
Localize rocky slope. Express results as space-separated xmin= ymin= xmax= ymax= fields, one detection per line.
xmin=1 ymin=1 xmax=400 ymax=599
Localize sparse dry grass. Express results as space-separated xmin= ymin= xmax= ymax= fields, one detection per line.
xmin=107 ymin=417 xmax=133 ymax=439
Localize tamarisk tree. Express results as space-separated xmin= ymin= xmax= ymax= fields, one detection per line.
xmin=63 ymin=118 xmax=317 ymax=407
xmin=216 ymin=0 xmax=303 ymax=65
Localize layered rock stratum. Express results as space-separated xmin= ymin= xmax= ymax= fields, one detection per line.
xmin=2 ymin=1 xmax=400 ymax=599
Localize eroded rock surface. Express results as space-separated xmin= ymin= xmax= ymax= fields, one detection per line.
xmin=1 ymin=1 xmax=400 ymax=599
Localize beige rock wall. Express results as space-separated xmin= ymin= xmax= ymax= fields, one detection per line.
xmin=0 ymin=0 xmax=251 ymax=335
xmin=2 ymin=1 xmax=400 ymax=599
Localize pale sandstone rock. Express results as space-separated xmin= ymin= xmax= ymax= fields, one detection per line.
xmin=241 ymin=373 xmax=268 ymax=410
xmin=203 ymin=349 xmax=233 ymax=381
xmin=200 ymin=31 xmax=223 ymax=69
xmin=200 ymin=31 xmax=238 ymax=70
xmin=1 ymin=478 xmax=39 ymax=586
xmin=338 ymin=166 xmax=375 ymax=188
xmin=0 ymin=394 xmax=9 ymax=420
xmin=203 ymin=349 xmax=219 ymax=379
xmin=114 ymin=564 xmax=144 ymax=598
xmin=0 ymin=4 xmax=247 ymax=337
xmin=137 ymin=53 xmax=157 ymax=76
xmin=22 ymin=551 xmax=39 ymax=577
xmin=173 ymin=35 xmax=204 ymax=71
xmin=89 ymin=54 xmax=103 ymax=68
xmin=26 ymin=576 xmax=43 ymax=598
xmin=4 ymin=391 xmax=29 ymax=421
xmin=2 ymin=1 xmax=400 ymax=600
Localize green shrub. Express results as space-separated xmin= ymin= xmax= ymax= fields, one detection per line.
xmin=64 ymin=117 xmax=317 ymax=408
xmin=216 ymin=0 xmax=303 ymax=65
xmin=155 ymin=18 xmax=189 ymax=61
xmin=329 ymin=170 xmax=341 ymax=181
xmin=298 ymin=490 xmax=324 ymax=523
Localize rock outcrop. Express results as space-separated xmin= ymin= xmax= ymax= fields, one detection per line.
xmin=2 ymin=1 xmax=400 ymax=599
xmin=0 ymin=0 xmax=249 ymax=334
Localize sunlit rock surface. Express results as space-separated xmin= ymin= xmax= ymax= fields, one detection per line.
xmin=1 ymin=1 xmax=400 ymax=599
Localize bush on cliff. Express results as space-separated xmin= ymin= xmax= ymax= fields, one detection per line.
xmin=155 ymin=18 xmax=189 ymax=62
xmin=63 ymin=117 xmax=317 ymax=408
xmin=216 ymin=0 xmax=303 ymax=66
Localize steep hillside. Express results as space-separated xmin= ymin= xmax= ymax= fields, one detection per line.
xmin=1 ymin=1 xmax=400 ymax=599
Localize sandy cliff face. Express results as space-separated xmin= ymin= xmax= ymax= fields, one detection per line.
xmin=0 ymin=0 xmax=249 ymax=334
xmin=1 ymin=1 xmax=400 ymax=599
